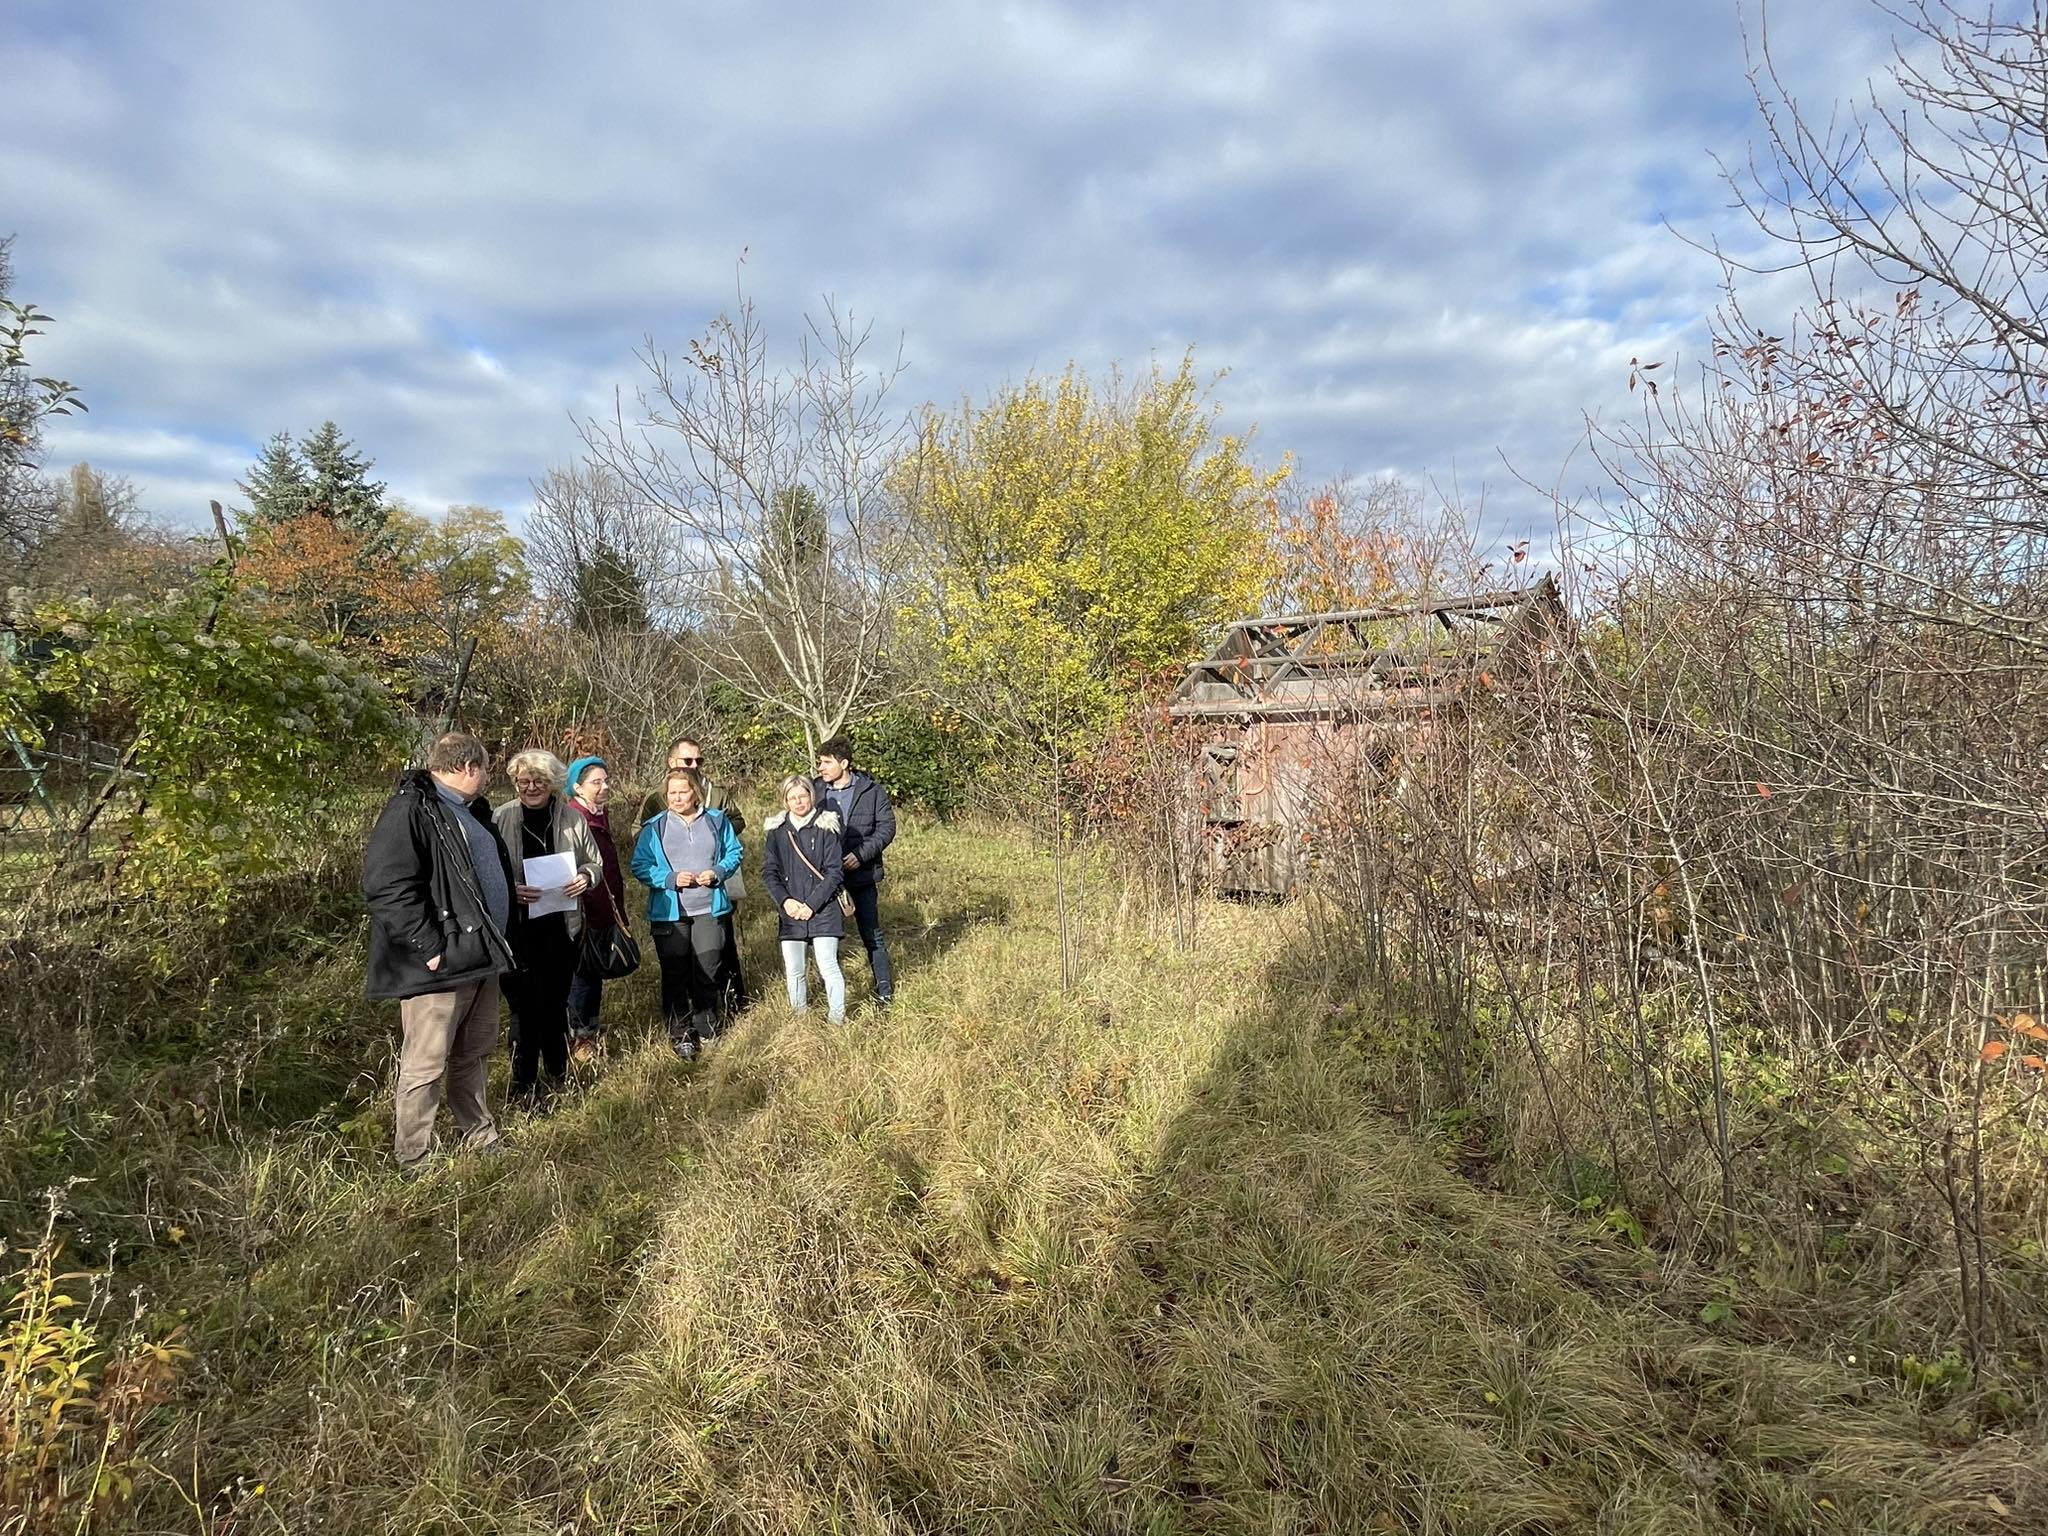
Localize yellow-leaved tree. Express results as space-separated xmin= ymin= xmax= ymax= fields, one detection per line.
xmin=898 ymin=353 xmax=1286 ymax=747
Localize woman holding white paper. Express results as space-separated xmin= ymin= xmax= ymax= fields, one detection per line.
xmin=494 ymin=749 xmax=605 ymax=1111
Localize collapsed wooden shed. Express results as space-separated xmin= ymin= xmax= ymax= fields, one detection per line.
xmin=1166 ymin=575 xmax=1565 ymax=895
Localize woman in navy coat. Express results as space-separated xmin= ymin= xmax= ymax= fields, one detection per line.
xmin=760 ymin=773 xmax=847 ymax=1023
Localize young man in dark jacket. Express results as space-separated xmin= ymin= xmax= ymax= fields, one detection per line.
xmin=363 ymin=731 xmax=519 ymax=1171
xmin=813 ymin=734 xmax=897 ymax=1006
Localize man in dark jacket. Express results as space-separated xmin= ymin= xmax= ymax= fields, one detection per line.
xmin=813 ymin=734 xmax=897 ymax=1006
xmin=363 ymin=731 xmax=519 ymax=1170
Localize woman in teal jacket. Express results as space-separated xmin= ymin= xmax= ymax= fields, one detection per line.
xmin=630 ymin=767 xmax=743 ymax=1059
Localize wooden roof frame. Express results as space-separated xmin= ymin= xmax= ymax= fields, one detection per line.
xmin=1168 ymin=575 xmax=1561 ymax=721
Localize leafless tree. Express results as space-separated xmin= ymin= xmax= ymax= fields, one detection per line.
xmin=579 ymin=285 xmax=913 ymax=755
xmin=1724 ymin=0 xmax=2048 ymax=545
xmin=525 ymin=463 xmax=669 ymax=626
xmin=0 ymin=238 xmax=87 ymax=587
xmin=1560 ymin=0 xmax=2048 ymax=1359
xmin=518 ymin=462 xmax=706 ymax=771
xmin=0 ymin=471 xmax=60 ymax=590
xmin=3 ymin=463 xmax=186 ymax=597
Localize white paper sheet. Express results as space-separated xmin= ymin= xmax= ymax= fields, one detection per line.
xmin=524 ymin=851 xmax=579 ymax=916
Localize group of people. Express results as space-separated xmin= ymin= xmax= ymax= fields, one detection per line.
xmin=361 ymin=728 xmax=898 ymax=1172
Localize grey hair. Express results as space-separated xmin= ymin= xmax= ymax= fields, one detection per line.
xmin=777 ymin=773 xmax=814 ymax=801
xmin=427 ymin=731 xmax=488 ymax=774
xmin=505 ymin=749 xmax=568 ymax=793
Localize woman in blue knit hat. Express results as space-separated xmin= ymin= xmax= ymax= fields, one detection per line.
xmin=564 ymin=755 xmax=626 ymax=1061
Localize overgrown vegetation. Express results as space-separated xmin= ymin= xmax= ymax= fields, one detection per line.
xmin=1206 ymin=0 xmax=2048 ymax=1405
xmin=5 ymin=574 xmax=401 ymax=903
xmin=5 ymin=820 xmax=2041 ymax=1534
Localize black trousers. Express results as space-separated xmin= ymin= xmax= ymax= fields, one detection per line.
xmin=720 ymin=911 xmax=749 ymax=1011
xmin=847 ymin=881 xmax=895 ymax=1003
xmin=652 ymin=912 xmax=726 ymax=1040
xmin=504 ymin=914 xmax=575 ymax=1095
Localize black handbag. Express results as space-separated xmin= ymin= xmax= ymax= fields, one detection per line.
xmin=576 ymin=917 xmax=640 ymax=980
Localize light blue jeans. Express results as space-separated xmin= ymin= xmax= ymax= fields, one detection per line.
xmin=781 ymin=937 xmax=845 ymax=1023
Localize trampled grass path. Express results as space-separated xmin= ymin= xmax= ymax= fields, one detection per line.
xmin=108 ymin=822 xmax=2048 ymax=1531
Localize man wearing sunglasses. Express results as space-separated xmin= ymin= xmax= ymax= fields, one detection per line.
xmin=640 ymin=735 xmax=749 ymax=1014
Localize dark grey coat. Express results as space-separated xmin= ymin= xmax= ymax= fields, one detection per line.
xmin=362 ymin=770 xmax=517 ymax=1000
xmin=760 ymin=809 xmax=846 ymax=940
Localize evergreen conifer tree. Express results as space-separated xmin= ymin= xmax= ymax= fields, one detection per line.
xmin=570 ymin=539 xmax=651 ymax=634
xmin=237 ymin=431 xmax=311 ymax=525
xmin=298 ymin=420 xmax=387 ymax=536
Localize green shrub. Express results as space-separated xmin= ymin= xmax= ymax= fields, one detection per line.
xmin=849 ymin=702 xmax=992 ymax=817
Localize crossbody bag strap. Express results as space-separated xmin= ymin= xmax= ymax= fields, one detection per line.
xmin=786 ymin=824 xmax=830 ymax=884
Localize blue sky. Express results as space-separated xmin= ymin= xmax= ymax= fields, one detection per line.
xmin=7 ymin=0 xmax=1902 ymax=543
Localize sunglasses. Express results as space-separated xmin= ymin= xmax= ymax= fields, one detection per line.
xmin=673 ymin=756 xmax=702 ymax=765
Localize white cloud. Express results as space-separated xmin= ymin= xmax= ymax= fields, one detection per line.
xmin=5 ymin=0 xmax=1909 ymax=547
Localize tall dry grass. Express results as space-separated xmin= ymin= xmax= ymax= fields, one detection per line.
xmin=6 ymin=817 xmax=2043 ymax=1533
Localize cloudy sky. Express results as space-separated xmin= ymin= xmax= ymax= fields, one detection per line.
xmin=7 ymin=0 xmax=1902 ymax=543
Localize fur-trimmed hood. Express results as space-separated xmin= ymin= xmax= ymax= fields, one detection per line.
xmin=760 ymin=806 xmax=847 ymax=941
xmin=763 ymin=808 xmax=841 ymax=834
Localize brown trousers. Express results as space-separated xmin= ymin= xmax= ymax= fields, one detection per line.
xmin=394 ymin=976 xmax=502 ymax=1166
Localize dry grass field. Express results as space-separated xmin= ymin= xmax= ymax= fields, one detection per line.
xmin=4 ymin=818 xmax=2044 ymax=1533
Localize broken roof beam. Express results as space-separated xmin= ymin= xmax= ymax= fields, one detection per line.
xmin=1167 ymin=687 xmax=1472 ymax=720
xmin=1237 ymin=582 xmax=1548 ymax=632
xmin=1206 ymin=644 xmax=1499 ymax=677
xmin=1266 ymin=619 xmax=1331 ymax=686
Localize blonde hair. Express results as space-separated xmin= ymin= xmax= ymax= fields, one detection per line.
xmin=777 ymin=773 xmax=813 ymax=801
xmin=505 ymin=749 xmax=567 ymax=793
xmin=664 ymin=766 xmax=706 ymax=802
